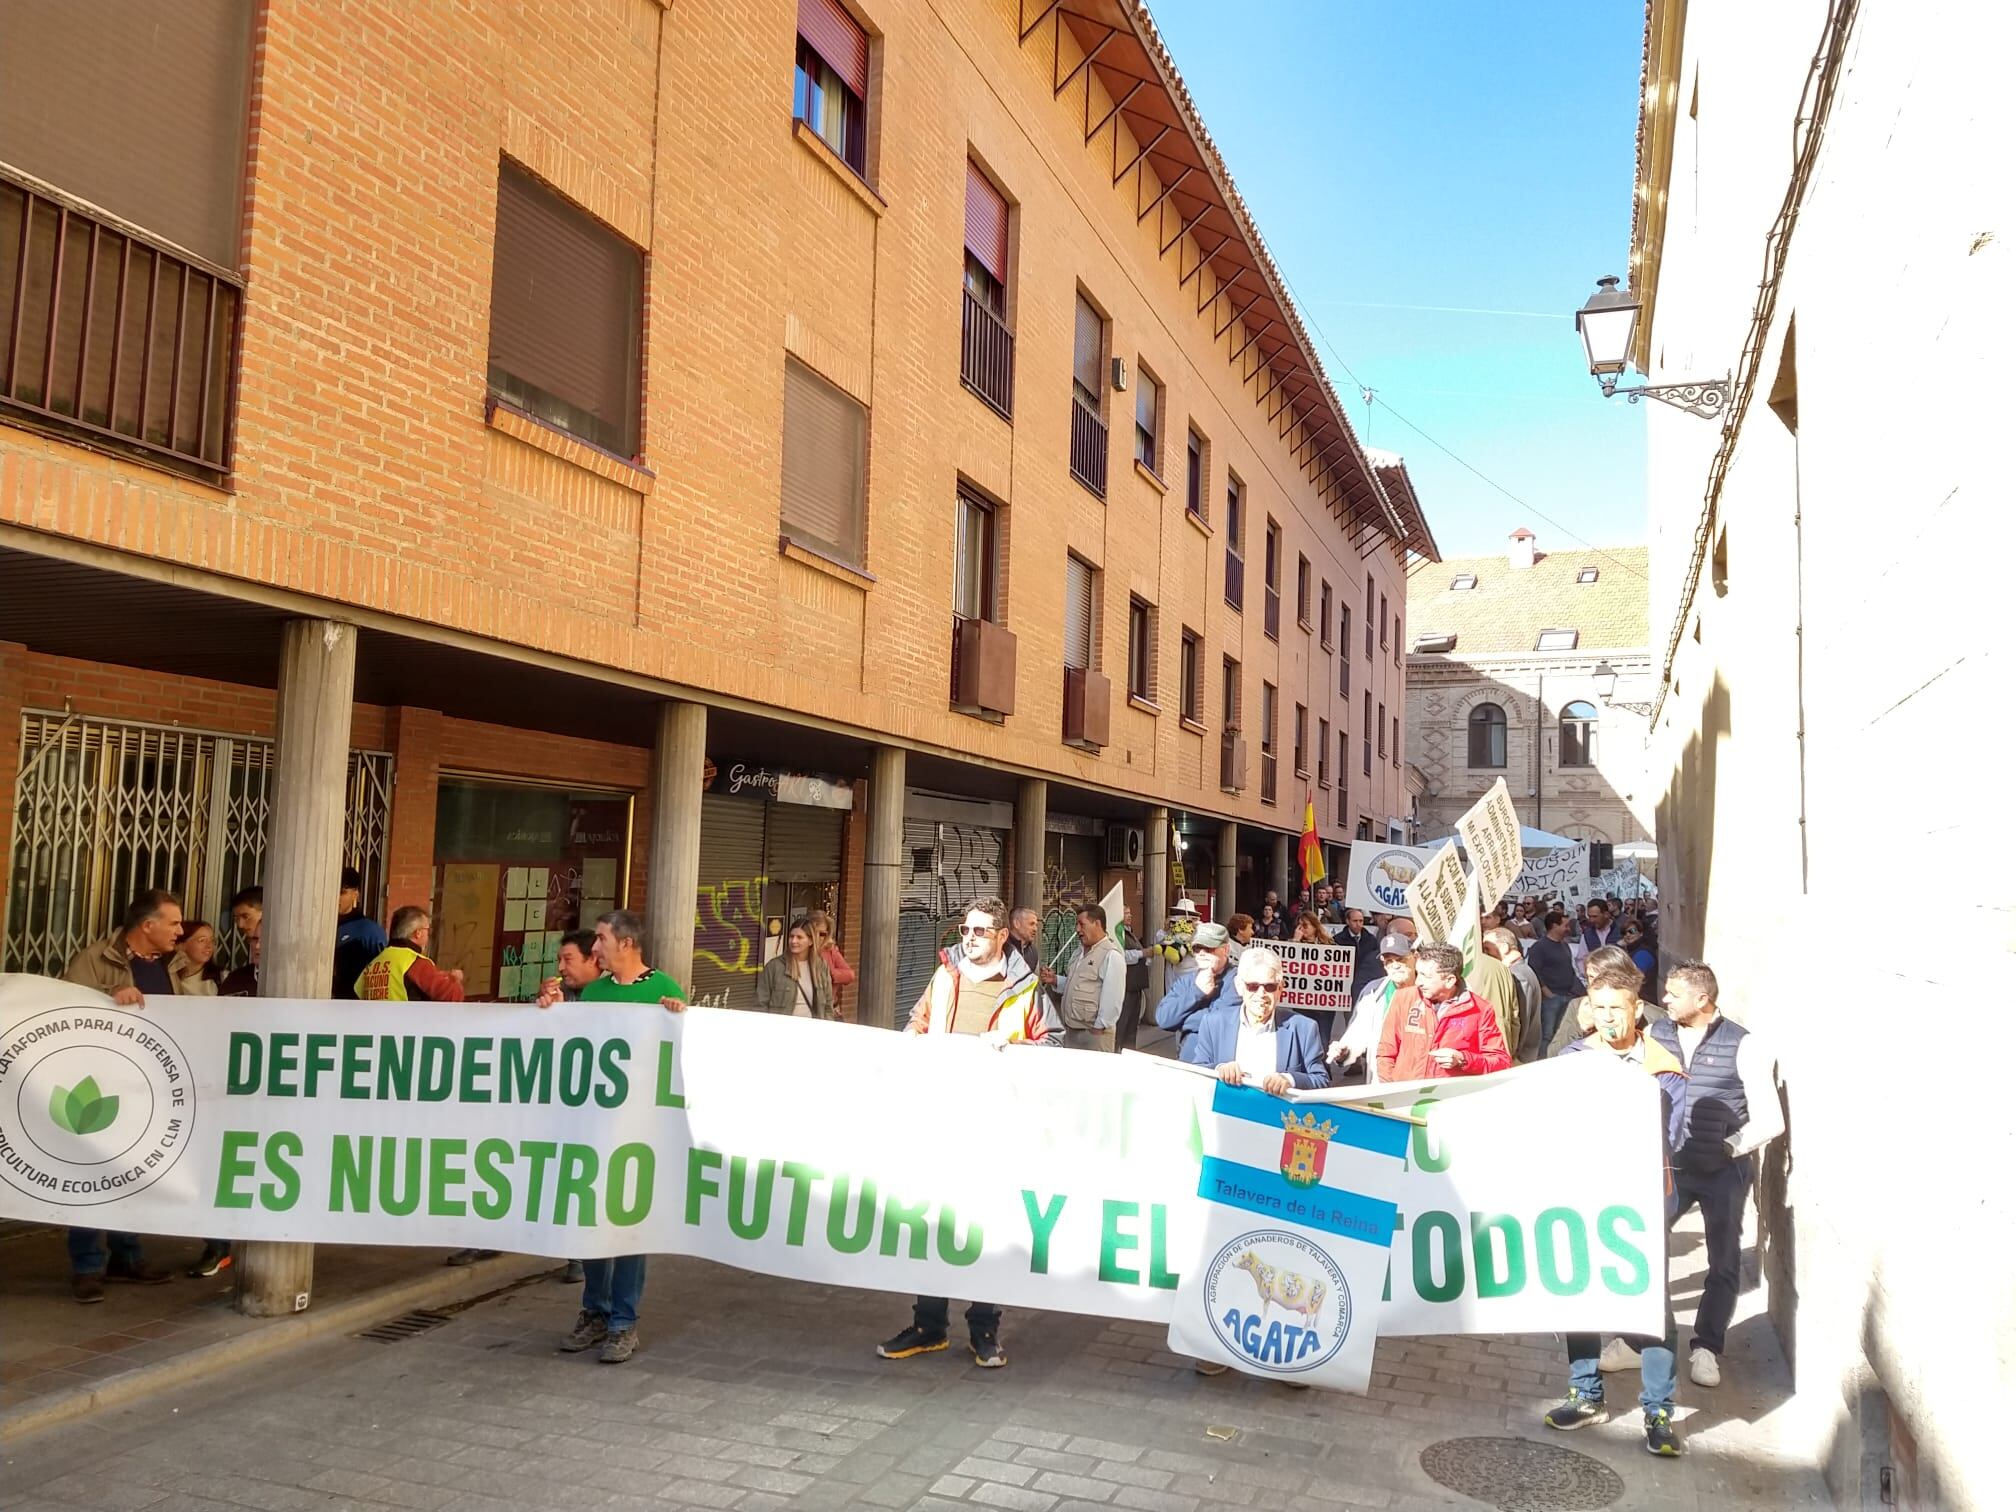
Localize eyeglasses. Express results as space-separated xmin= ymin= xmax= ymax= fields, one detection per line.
xmin=1239 ymin=980 xmax=1283 ymax=993
xmin=957 ymin=924 xmax=1001 ymax=936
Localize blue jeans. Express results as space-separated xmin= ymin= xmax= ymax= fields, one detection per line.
xmin=1539 ymin=994 xmax=1574 ymax=1053
xmin=67 ymin=1228 xmax=142 ymax=1276
xmin=1567 ymin=1324 xmax=1678 ymax=1415
xmin=581 ymin=1255 xmax=647 ymax=1332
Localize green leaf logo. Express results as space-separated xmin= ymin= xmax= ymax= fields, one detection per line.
xmin=49 ymin=1076 xmax=120 ymax=1136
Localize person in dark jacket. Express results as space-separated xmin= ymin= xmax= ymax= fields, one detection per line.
xmin=1180 ymin=945 xmax=1328 ymax=1092
xmin=1526 ymin=910 xmax=1585 ymax=1053
xmin=333 ymin=867 xmax=387 ymax=1000
xmin=1152 ymin=923 xmax=1238 ymax=1056
xmin=1544 ymin=954 xmax=1688 ymax=1457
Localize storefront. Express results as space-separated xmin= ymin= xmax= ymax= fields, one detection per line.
xmin=895 ymin=790 xmax=1010 ymax=1024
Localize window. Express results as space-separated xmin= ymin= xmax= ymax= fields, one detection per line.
xmin=1536 ymin=628 xmax=1580 ymax=651
xmin=1414 ymin=632 xmax=1457 ymax=654
xmin=1069 ymin=293 xmax=1108 ymax=497
xmin=1337 ymin=731 xmax=1349 ymax=820
xmin=1317 ymin=718 xmax=1330 ymax=787
xmin=1296 ymin=555 xmax=1311 ymax=628
xmin=1224 ymin=474 xmax=1246 ymax=612
xmin=1380 ymin=593 xmax=1389 ymax=648
xmin=1294 ymin=703 xmax=1308 ymax=775
xmin=1577 ymin=567 xmax=1601 ymax=584
xmin=960 ymin=161 xmax=1013 ymax=418
xmin=1363 ymin=691 xmax=1372 ymax=775
xmin=1339 ymin=607 xmax=1352 ymax=694
xmin=1260 ymin=682 xmax=1278 ymax=804
xmin=1451 ymin=573 xmax=1478 ymax=591
xmin=953 ymin=488 xmax=998 ymax=623
xmin=794 ymin=0 xmax=869 ymax=173
xmin=1180 ymin=630 xmax=1202 ymax=723
xmin=1378 ymin=702 xmax=1387 ymax=758
xmin=1319 ymin=582 xmax=1333 ymax=648
xmin=1064 ymin=554 xmax=1098 ymax=671
xmin=1134 ymin=369 xmax=1162 ymax=471
xmin=1127 ymin=597 xmax=1157 ymax=703
xmin=1222 ymin=656 xmax=1242 ymax=729
xmin=489 ymin=161 xmax=644 ymax=458
xmin=1364 ymin=574 xmax=1375 ymax=657
xmin=1393 ymin=611 xmax=1401 ymax=666
xmin=1392 ymin=714 xmax=1400 ymax=767
xmin=1185 ymin=426 xmax=1206 ymax=517
xmin=780 ymin=358 xmax=868 ymax=566
xmin=1560 ymin=701 xmax=1599 ymax=769
xmin=1263 ymin=519 xmax=1282 ymax=639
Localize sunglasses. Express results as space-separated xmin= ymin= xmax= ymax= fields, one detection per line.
xmin=957 ymin=924 xmax=1001 ymax=936
xmin=1239 ymin=980 xmax=1283 ymax=993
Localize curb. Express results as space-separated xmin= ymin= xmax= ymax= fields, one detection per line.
xmin=1 ymin=1253 xmax=560 ymax=1444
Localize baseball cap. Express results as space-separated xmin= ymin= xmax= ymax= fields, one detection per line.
xmin=1377 ymin=931 xmax=1415 ymax=958
xmin=1191 ymin=922 xmax=1230 ymax=949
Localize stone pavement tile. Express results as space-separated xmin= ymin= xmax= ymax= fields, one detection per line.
xmin=1086 ymin=1461 xmax=1174 ymax=1491
xmin=854 ymin=1471 xmax=931 ymax=1508
xmin=1013 ymin=1447 xmax=1098 ymax=1475
xmin=969 ymin=1482 xmax=1061 ymax=1512
xmin=1029 ymin=1471 xmax=1118 ymax=1502
xmin=826 ymin=1451 xmax=900 ymax=1486
xmin=952 ymin=1454 xmax=1037 ymax=1485
xmin=644 ymin=1478 xmax=743 ymax=1508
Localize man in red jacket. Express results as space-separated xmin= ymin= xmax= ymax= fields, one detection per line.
xmin=1378 ymin=941 xmax=1511 ymax=1081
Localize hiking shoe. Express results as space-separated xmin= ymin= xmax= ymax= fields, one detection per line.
xmin=187 ymin=1242 xmax=232 ymax=1278
xmin=105 ymin=1259 xmax=172 ymax=1285
xmin=969 ymin=1328 xmax=1006 ymax=1368
xmin=72 ymin=1272 xmax=106 ymax=1304
xmin=1543 ymin=1390 xmax=1607 ymax=1430
xmin=560 ymin=1310 xmax=609 ymax=1353
xmin=876 ymin=1325 xmax=949 ymax=1360
xmin=1644 ymin=1407 xmax=1681 ymax=1456
xmin=1689 ymin=1346 xmax=1722 ymax=1387
xmin=1598 ymin=1337 xmax=1642 ymax=1373
xmin=599 ymin=1328 xmax=639 ymax=1364
xmin=444 ymin=1248 xmax=500 ymax=1267
xmin=561 ymin=1260 xmax=585 ymax=1283
xmin=1194 ymin=1359 xmax=1230 ymax=1376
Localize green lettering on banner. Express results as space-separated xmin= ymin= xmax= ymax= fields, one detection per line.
xmin=655 ymin=1040 xmax=686 ymax=1108
xmin=519 ymin=1140 xmax=558 ymax=1220
xmin=501 ymin=1038 xmax=552 ymax=1104
xmin=215 ymin=1130 xmax=259 ymax=1208
xmin=226 ymin=1034 xmax=261 ymax=1095
xmin=379 ymin=1137 xmax=421 ymax=1216
xmin=303 ymin=1035 xmax=337 ymax=1097
xmin=1147 ymin=1204 xmax=1179 ymax=1290
xmin=595 ymin=1040 xmax=629 ymax=1108
xmin=261 ymin=1131 xmax=303 ymax=1210
xmin=341 ymin=1035 xmax=371 ymax=1098
xmin=558 ymin=1039 xmax=593 ymax=1107
xmin=1413 ymin=1209 xmax=1465 ymax=1302
xmin=427 ymin=1139 xmax=469 ymax=1217
xmin=418 ymin=1038 xmax=454 ymax=1101
xmin=1409 ymin=1092 xmax=1450 ymax=1173
xmin=607 ymin=1144 xmax=652 ymax=1226
xmin=879 ymin=1193 xmax=931 ymax=1259
xmin=269 ymin=1033 xmax=300 ymax=1096
xmin=472 ymin=1139 xmax=513 ymax=1219
xmin=554 ymin=1145 xmax=598 ymax=1225
xmin=686 ymin=1149 xmax=723 ymax=1224
xmin=1536 ymin=1207 xmax=1590 ymax=1295
xmin=1099 ymin=1200 xmax=1141 ymax=1285
xmin=1469 ymin=1212 xmax=1527 ymax=1298
xmin=459 ymin=1038 xmax=494 ymax=1104
xmin=778 ymin=1162 xmax=823 ymax=1246
xmin=936 ymin=1206 xmax=983 ymax=1266
xmin=378 ymin=1037 xmax=413 ymax=1100
xmin=331 ymin=1134 xmax=371 ymax=1212
xmin=728 ymin=1156 xmax=775 ymax=1240
xmin=1383 ymin=1212 xmax=1405 ymax=1301
xmin=827 ymin=1175 xmax=878 ymax=1254
xmin=1597 ymin=1205 xmax=1650 ymax=1295
xmin=1022 ymin=1191 xmax=1066 ymax=1274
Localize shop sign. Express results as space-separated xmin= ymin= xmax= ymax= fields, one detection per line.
xmin=711 ymin=762 xmax=854 ymax=810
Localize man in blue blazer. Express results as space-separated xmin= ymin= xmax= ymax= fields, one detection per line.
xmin=1180 ymin=945 xmax=1330 ymax=1092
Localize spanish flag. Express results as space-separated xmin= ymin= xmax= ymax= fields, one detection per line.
xmin=1298 ymin=791 xmax=1326 ymax=888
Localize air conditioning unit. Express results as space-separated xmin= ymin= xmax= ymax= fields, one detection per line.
xmin=951 ymin=617 xmax=1018 ymax=715
xmin=1106 ymin=826 xmax=1144 ymax=868
xmin=1063 ymin=666 xmax=1111 ymax=748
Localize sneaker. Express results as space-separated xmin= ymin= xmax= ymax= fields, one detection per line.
xmin=561 ymin=1260 xmax=585 ymax=1284
xmin=444 ymin=1248 xmax=500 ymax=1267
xmin=1598 ymin=1337 xmax=1642 ymax=1373
xmin=104 ymin=1259 xmax=172 ymax=1286
xmin=72 ymin=1272 xmax=106 ymax=1305
xmin=187 ymin=1242 xmax=232 ymax=1278
xmin=1644 ymin=1407 xmax=1681 ymax=1456
xmin=599 ymin=1328 xmax=639 ymax=1364
xmin=1193 ymin=1359 xmax=1230 ymax=1376
xmin=1689 ymin=1346 xmax=1721 ymax=1387
xmin=876 ymin=1324 xmax=949 ymax=1360
xmin=560 ymin=1309 xmax=609 ymax=1353
xmin=969 ymin=1328 xmax=1006 ymax=1369
xmin=1543 ymin=1390 xmax=1608 ymax=1430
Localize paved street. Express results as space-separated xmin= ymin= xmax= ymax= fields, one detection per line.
xmin=2 ymin=1211 xmax=1829 ymax=1512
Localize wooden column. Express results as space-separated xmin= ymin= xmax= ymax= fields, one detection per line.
xmin=1012 ymin=777 xmax=1047 ymax=917
xmin=1217 ymin=821 xmax=1238 ymax=921
xmin=1142 ymin=806 xmax=1169 ymax=1000
xmin=857 ymin=745 xmax=906 ymax=1029
xmin=236 ymin=618 xmax=355 ymax=1317
xmin=647 ymin=701 xmax=705 ymax=989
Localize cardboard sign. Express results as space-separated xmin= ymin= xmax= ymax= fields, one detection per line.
xmin=1268 ymin=940 xmax=1358 ymax=1018
xmin=1456 ymin=779 xmax=1523 ymax=913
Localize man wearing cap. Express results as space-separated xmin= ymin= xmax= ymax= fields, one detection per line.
xmin=1327 ymin=931 xmax=1419 ymax=1084
xmin=1152 ymin=921 xmax=1238 ymax=1059
xmin=332 ymin=866 xmax=387 ymax=1001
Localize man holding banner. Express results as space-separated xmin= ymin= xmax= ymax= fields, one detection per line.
xmin=1181 ymin=946 xmax=1329 ymax=1093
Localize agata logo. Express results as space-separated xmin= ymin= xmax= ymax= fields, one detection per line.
xmin=1202 ymin=1229 xmax=1350 ymax=1373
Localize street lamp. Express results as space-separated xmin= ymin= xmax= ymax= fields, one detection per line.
xmin=1575 ymin=276 xmax=1730 ymax=420
xmin=1592 ymin=661 xmax=1655 ymax=717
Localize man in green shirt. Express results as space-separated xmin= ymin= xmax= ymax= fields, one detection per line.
xmin=535 ymin=909 xmax=685 ymax=1363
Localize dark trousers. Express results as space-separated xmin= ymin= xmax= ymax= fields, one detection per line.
xmin=1114 ymin=988 xmax=1146 ymax=1052
xmin=1539 ymin=993 xmax=1573 ymax=1054
xmin=1672 ymin=1162 xmax=1749 ymax=1355
xmin=67 ymin=1229 xmax=142 ymax=1276
xmin=914 ymin=1296 xmax=1000 ymax=1335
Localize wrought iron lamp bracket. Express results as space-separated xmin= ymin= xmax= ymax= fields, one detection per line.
xmin=1597 ymin=374 xmax=1731 ymax=420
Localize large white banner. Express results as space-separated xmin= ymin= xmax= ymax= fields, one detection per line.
xmin=1513 ymin=843 xmax=1591 ymax=906
xmin=0 ymin=975 xmax=1662 ymax=1338
xmin=1340 ymin=842 xmax=1440 ymax=917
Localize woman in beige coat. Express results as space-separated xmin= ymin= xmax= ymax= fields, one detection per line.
xmin=755 ymin=922 xmax=834 ymax=1018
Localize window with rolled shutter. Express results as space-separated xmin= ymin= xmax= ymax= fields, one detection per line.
xmin=781 ymin=357 xmax=868 ymax=567
xmin=764 ymin=802 xmax=845 ymax=939
xmin=487 ymin=161 xmax=643 ymax=458
xmin=1064 ymin=554 xmax=1096 ymax=671
xmin=1072 ymin=295 xmax=1103 ymax=405
xmin=964 ymin=162 xmax=1008 ymax=285
xmin=798 ymin=0 xmax=868 ymax=96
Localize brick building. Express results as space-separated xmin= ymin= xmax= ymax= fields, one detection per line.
xmin=1 ymin=0 xmax=1435 ymax=1036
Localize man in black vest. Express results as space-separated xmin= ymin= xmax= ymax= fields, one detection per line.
xmin=1647 ymin=962 xmax=1784 ymax=1390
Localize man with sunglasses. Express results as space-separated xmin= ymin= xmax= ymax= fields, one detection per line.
xmin=1180 ymin=945 xmax=1329 ymax=1094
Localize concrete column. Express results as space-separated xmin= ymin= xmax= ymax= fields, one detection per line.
xmin=647 ymin=701 xmax=706 ymax=988
xmin=1012 ymin=777 xmax=1048 ymax=916
xmin=237 ymin=618 xmax=355 ymax=1318
xmin=1271 ymin=831 xmax=1293 ymax=905
xmin=1217 ymin=821 xmax=1238 ymax=921
xmin=857 ymin=745 xmax=906 ymax=1029
xmin=1142 ymin=806 xmax=1168 ymax=1000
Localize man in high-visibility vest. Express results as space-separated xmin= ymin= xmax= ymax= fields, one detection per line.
xmin=354 ymin=906 xmax=466 ymax=1001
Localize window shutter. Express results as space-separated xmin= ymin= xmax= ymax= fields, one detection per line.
xmin=1064 ymin=555 xmax=1094 ymax=670
xmin=781 ymin=358 xmax=867 ymax=565
xmin=0 ymin=0 xmax=253 ymax=268
xmin=964 ymin=162 xmax=1008 ymax=283
xmin=798 ymin=0 xmax=869 ymax=98
xmin=1073 ymin=295 xmax=1102 ymax=397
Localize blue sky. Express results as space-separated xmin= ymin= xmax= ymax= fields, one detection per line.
xmin=1147 ymin=0 xmax=1648 ymax=559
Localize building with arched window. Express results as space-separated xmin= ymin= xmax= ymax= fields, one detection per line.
xmin=1403 ymin=530 xmax=1654 ymax=863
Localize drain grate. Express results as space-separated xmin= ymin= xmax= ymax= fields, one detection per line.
xmin=1419 ymin=1437 xmax=1625 ymax=1511
xmin=357 ymin=1308 xmax=455 ymax=1344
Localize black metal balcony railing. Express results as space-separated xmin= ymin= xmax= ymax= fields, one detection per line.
xmin=1069 ymin=391 xmax=1107 ymax=498
xmin=1 ymin=169 xmax=239 ymax=477
xmin=1263 ymin=585 xmax=1281 ymax=639
xmin=1224 ymin=548 xmax=1244 ymax=611
xmin=1260 ymin=751 xmax=1278 ymax=806
xmin=959 ymin=289 xmax=1014 ymax=420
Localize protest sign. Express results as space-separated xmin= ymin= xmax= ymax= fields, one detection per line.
xmin=1342 ymin=841 xmax=1441 ymax=917
xmin=1268 ymin=940 xmax=1356 ymax=1019
xmin=1168 ymin=1084 xmax=1406 ymax=1390
xmin=1456 ymin=778 xmax=1524 ymax=912
xmin=1513 ymin=842 xmax=1590 ymax=906
xmin=1402 ymin=841 xmax=1469 ymax=945
xmin=0 ymin=975 xmax=1663 ymax=1339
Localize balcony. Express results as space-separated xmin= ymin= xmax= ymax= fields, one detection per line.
xmin=1063 ymin=665 xmax=1110 ymax=748
xmin=1224 ymin=548 xmax=1244 ymax=612
xmin=1069 ymin=392 xmax=1107 ymax=498
xmin=0 ymin=169 xmax=239 ymax=479
xmin=1263 ymin=585 xmax=1281 ymax=640
xmin=950 ymin=614 xmax=1017 ymax=716
xmin=1219 ymin=730 xmax=1246 ymax=792
xmin=1260 ymin=751 xmax=1278 ymax=805
xmin=959 ymin=289 xmax=1014 ymax=420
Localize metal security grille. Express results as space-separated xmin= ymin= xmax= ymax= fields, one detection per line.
xmin=6 ymin=710 xmax=392 ymax=977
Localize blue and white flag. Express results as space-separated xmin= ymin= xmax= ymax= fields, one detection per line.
xmin=1167 ymin=1082 xmax=1409 ymax=1392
